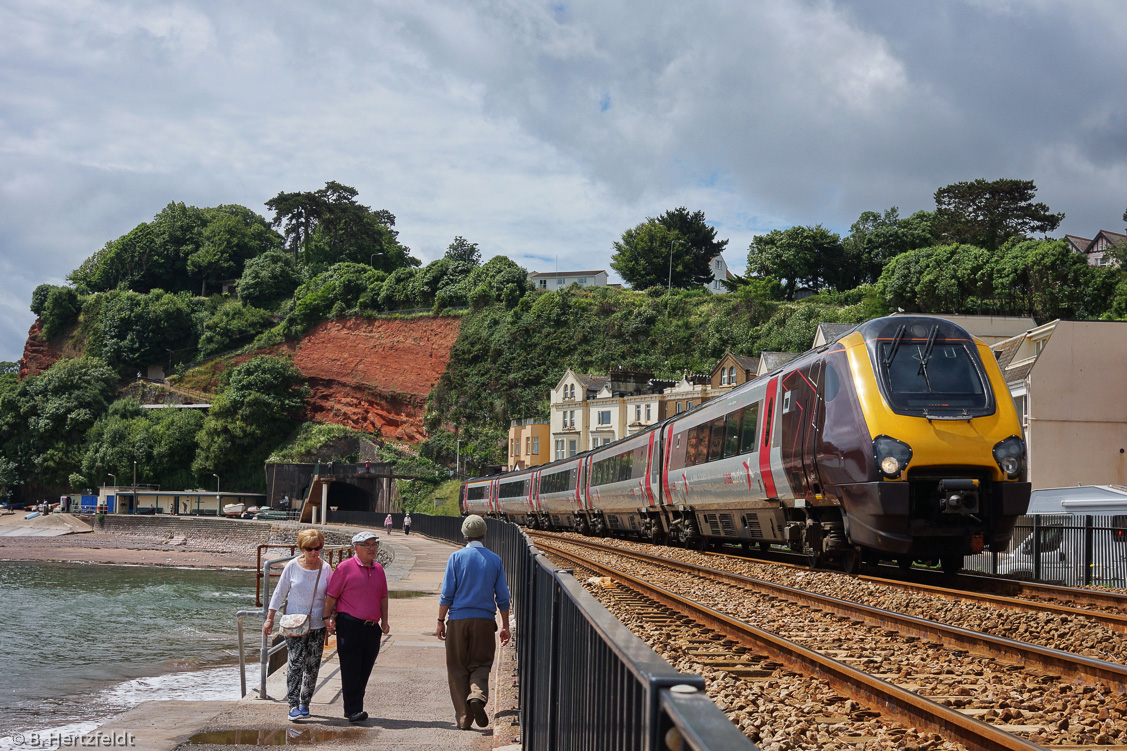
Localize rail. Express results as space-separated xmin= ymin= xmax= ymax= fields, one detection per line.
xmin=237 ymin=544 xmax=352 ymax=698
xmin=411 ymin=513 xmax=755 ymax=751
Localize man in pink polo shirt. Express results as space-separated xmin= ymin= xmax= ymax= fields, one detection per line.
xmin=323 ymin=530 xmax=389 ymax=723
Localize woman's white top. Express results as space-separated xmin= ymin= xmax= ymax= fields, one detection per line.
xmin=269 ymin=559 xmax=333 ymax=629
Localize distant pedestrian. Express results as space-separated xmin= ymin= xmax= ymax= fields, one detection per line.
xmin=403 ymin=513 xmax=412 ymax=535
xmin=264 ymin=529 xmax=333 ymax=722
xmin=384 ymin=513 xmax=393 ymax=535
xmin=323 ymin=531 xmax=390 ymax=723
xmin=435 ymin=515 xmax=510 ymax=730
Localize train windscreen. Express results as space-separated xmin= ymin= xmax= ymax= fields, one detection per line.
xmin=866 ymin=319 xmax=994 ymax=417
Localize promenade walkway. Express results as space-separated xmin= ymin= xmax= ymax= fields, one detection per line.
xmin=87 ymin=531 xmax=517 ymax=751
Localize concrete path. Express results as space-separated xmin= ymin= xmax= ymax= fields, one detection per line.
xmin=86 ymin=531 xmax=513 ymax=751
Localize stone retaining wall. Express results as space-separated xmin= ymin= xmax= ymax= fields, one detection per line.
xmin=90 ymin=514 xmax=358 ymax=557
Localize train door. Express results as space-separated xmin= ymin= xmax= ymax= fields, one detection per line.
xmin=802 ymin=360 xmax=826 ymax=497
xmin=779 ymin=366 xmax=820 ymax=496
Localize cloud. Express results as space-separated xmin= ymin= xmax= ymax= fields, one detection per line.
xmin=3 ymin=0 xmax=1127 ymax=362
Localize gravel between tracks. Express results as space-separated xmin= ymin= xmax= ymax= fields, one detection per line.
xmin=545 ymin=536 xmax=1127 ymax=748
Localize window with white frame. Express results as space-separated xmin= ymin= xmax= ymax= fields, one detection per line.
xmin=567 ymin=439 xmax=577 ymax=457
xmin=555 ymin=439 xmax=565 ymax=459
xmin=720 ymin=370 xmax=727 ymax=385
xmin=532 ymin=437 xmax=540 ymax=454
xmin=597 ymin=410 xmax=611 ymax=425
xmin=645 ymin=404 xmax=652 ymax=420
xmin=635 ymin=405 xmax=641 ymax=422
xmin=578 ymin=277 xmax=586 ymax=285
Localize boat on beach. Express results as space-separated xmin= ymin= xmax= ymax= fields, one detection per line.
xmin=222 ymin=503 xmax=244 ymax=517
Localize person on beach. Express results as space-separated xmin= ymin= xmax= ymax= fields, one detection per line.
xmin=323 ymin=531 xmax=390 ymax=723
xmin=263 ymin=529 xmax=333 ymax=722
xmin=384 ymin=513 xmax=393 ymax=534
xmin=403 ymin=513 xmax=412 ymax=535
xmin=435 ymin=515 xmax=511 ymax=730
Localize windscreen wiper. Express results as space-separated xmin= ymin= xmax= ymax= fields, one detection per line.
xmin=885 ymin=325 xmax=906 ymax=366
xmin=917 ymin=325 xmax=939 ymax=391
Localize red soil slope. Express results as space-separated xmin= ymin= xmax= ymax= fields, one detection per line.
xmin=258 ymin=316 xmax=461 ymax=442
xmin=19 ymin=315 xmax=462 ymax=444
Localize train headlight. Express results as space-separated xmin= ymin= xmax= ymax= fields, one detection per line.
xmin=873 ymin=436 xmax=913 ymax=479
xmin=992 ymin=436 xmax=1026 ymax=479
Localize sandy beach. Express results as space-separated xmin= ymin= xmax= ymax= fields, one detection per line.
xmin=0 ymin=532 xmax=259 ymax=568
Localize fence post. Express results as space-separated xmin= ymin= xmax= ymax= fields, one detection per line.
xmin=1032 ymin=514 xmax=1042 ymax=582
xmin=1083 ymin=515 xmax=1095 ymax=586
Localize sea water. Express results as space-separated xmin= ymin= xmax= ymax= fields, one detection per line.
xmin=0 ymin=561 xmax=257 ymax=750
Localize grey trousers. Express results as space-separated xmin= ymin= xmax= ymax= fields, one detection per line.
xmin=444 ymin=618 xmax=497 ymax=728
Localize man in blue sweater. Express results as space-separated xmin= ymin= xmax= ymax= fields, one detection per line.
xmin=435 ymin=514 xmax=511 ymax=730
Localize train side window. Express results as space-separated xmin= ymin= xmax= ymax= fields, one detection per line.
xmin=708 ymin=418 xmax=726 ymax=462
xmin=740 ymin=403 xmax=759 ymax=453
xmin=763 ymin=398 xmax=774 ymax=448
xmin=686 ymin=425 xmax=705 ymax=466
xmin=632 ymin=445 xmax=648 ymax=479
xmin=724 ymin=408 xmax=743 ymax=458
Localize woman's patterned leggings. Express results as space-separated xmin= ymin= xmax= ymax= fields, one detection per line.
xmin=284 ymin=628 xmax=327 ymax=708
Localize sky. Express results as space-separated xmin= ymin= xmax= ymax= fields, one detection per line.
xmin=4 ymin=0 xmax=1127 ymax=363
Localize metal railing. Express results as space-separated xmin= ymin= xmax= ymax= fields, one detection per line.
xmin=414 ymin=514 xmax=756 ymax=751
xmin=965 ymin=513 xmax=1127 ymax=586
xmin=237 ymin=544 xmax=353 ymax=698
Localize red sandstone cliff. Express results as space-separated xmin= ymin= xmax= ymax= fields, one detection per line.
xmin=266 ymin=317 xmax=461 ymax=442
xmin=19 ymin=315 xmax=462 ymax=444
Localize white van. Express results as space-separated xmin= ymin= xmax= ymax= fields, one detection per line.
xmin=995 ymin=486 xmax=1127 ymax=586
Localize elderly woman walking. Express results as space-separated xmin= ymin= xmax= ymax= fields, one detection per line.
xmin=263 ymin=529 xmax=334 ymax=721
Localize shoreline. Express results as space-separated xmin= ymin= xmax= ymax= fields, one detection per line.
xmin=0 ymin=533 xmax=258 ymax=569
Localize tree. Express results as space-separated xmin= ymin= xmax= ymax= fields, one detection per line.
xmin=0 ymin=357 xmax=119 ymax=494
xmin=746 ymin=225 xmax=843 ymax=300
xmin=933 ymin=178 xmax=1064 ymax=251
xmin=69 ymin=202 xmax=280 ymax=295
xmin=265 ymin=181 xmax=416 ymax=272
xmin=611 ymin=208 xmax=726 ymax=290
xmin=840 ymin=208 xmax=936 ymax=288
xmin=237 ymin=249 xmax=303 ymax=308
xmin=193 ymin=356 xmax=308 ymax=489
xmin=444 ymin=236 xmax=481 ymax=266
xmin=187 ymin=205 xmax=283 ymax=295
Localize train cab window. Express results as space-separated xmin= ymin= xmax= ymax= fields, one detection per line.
xmin=868 ymin=320 xmax=993 ymax=417
xmin=724 ymin=409 xmax=743 ymax=457
xmin=740 ymin=403 xmax=759 ymax=453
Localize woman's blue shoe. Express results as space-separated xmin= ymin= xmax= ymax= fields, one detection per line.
xmin=289 ymin=707 xmax=303 ymax=721
xmin=299 ymin=705 xmax=310 ymax=717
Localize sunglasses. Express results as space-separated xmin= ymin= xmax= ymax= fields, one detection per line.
xmin=303 ymin=546 xmax=323 ymax=552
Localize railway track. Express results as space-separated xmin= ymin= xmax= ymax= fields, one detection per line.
xmin=531 ymin=532 xmax=1127 ymax=750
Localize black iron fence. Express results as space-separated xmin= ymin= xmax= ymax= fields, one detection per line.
xmin=965 ymin=514 xmax=1127 ymax=586
xmin=412 ymin=513 xmax=755 ymax=751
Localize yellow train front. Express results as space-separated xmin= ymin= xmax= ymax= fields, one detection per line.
xmin=803 ymin=316 xmax=1031 ymax=571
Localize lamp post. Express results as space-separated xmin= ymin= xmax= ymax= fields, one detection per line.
xmin=667 ymin=238 xmax=683 ymax=294
xmin=132 ymin=461 xmax=137 ymax=514
xmin=456 ymin=438 xmax=462 ymax=478
xmin=213 ymin=473 xmax=220 ymax=515
xmin=106 ymin=474 xmax=116 ymax=515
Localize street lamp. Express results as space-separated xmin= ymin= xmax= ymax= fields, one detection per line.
xmin=132 ymin=461 xmax=137 ymax=514
xmin=213 ymin=473 xmax=220 ymax=493
xmin=105 ymin=474 xmax=116 ymax=514
xmin=456 ymin=438 xmax=462 ymax=478
xmin=667 ymin=238 xmax=683 ymax=294
xmin=213 ymin=473 xmax=220 ymax=515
